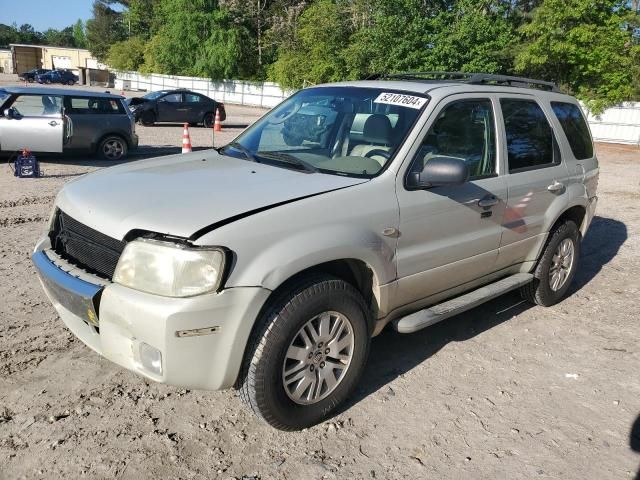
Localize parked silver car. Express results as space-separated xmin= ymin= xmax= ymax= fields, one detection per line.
xmin=32 ymin=73 xmax=598 ymax=430
xmin=0 ymin=87 xmax=138 ymax=160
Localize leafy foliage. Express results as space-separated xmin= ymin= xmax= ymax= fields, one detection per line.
xmin=515 ymin=0 xmax=638 ymax=112
xmin=86 ymin=0 xmax=127 ymax=61
xmin=107 ymin=36 xmax=146 ymax=71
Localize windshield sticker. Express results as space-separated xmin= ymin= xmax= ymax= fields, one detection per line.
xmin=374 ymin=92 xmax=427 ymax=109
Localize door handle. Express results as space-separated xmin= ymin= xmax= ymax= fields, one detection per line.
xmin=49 ymin=120 xmax=59 ymax=126
xmin=478 ymin=195 xmax=498 ymax=208
xmin=547 ymin=181 xmax=565 ymax=193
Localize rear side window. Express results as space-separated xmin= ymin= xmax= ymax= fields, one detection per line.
xmin=68 ymin=97 xmax=125 ymax=115
xmin=501 ymin=99 xmax=557 ymax=172
xmin=551 ymin=102 xmax=593 ymax=159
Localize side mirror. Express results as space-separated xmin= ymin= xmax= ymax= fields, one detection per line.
xmin=4 ymin=108 xmax=14 ymax=119
xmin=407 ymin=156 xmax=470 ymax=189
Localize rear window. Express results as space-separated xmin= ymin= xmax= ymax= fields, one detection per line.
xmin=551 ymin=102 xmax=593 ymax=160
xmin=67 ymin=97 xmax=125 ymax=115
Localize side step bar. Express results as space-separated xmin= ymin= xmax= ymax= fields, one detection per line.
xmin=393 ymin=273 xmax=533 ymax=334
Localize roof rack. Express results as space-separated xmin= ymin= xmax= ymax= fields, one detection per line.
xmin=366 ymin=71 xmax=561 ymax=92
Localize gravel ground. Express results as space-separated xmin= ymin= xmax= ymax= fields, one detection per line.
xmin=1 ymin=73 xmax=640 ymax=479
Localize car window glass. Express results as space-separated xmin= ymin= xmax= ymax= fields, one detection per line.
xmin=185 ymin=94 xmax=202 ymax=103
xmin=233 ymin=86 xmax=426 ymax=177
xmin=411 ymin=99 xmax=496 ymax=179
xmin=501 ymin=99 xmax=557 ymax=172
xmin=159 ymin=93 xmax=182 ymax=103
xmin=11 ymin=95 xmax=62 ymax=117
xmin=551 ymin=102 xmax=593 ymax=160
xmin=68 ymin=97 xmax=125 ymax=114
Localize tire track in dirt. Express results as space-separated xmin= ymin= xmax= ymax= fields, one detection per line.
xmin=0 ymin=195 xmax=55 ymax=209
xmin=0 ymin=215 xmax=48 ymax=227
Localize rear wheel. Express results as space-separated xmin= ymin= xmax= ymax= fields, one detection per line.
xmin=98 ymin=135 xmax=128 ymax=161
xmin=521 ymin=220 xmax=581 ymax=306
xmin=27 ymin=78 xmax=34 ymax=83
xmin=67 ymin=80 xmax=75 ymax=86
xmin=239 ymin=275 xmax=370 ymax=430
xmin=203 ymin=112 xmax=215 ymax=129
xmin=139 ymin=111 xmax=156 ymax=126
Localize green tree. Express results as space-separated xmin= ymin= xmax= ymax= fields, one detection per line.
xmin=86 ymin=0 xmax=127 ymax=61
xmin=149 ymin=0 xmax=255 ymax=79
xmin=515 ymin=0 xmax=637 ymax=111
xmin=270 ymin=0 xmax=352 ymax=88
xmin=43 ymin=27 xmax=76 ymax=48
xmin=73 ymin=19 xmax=87 ymax=48
xmin=107 ymin=36 xmax=146 ymax=70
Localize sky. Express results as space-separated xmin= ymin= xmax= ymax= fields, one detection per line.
xmin=0 ymin=0 xmax=94 ymax=31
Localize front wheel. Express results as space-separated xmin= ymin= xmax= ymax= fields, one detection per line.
xmin=239 ymin=275 xmax=370 ymax=430
xmin=521 ymin=220 xmax=581 ymax=306
xmin=139 ymin=110 xmax=155 ymax=126
xmin=98 ymin=135 xmax=128 ymax=161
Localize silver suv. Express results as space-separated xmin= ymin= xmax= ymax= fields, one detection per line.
xmin=0 ymin=87 xmax=138 ymax=160
xmin=32 ymin=73 xmax=598 ymax=430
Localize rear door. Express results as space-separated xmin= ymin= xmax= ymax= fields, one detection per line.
xmin=156 ymin=92 xmax=184 ymax=122
xmin=494 ymin=95 xmax=570 ymax=270
xmin=183 ymin=92 xmax=208 ymax=124
xmin=0 ymin=94 xmax=64 ymax=152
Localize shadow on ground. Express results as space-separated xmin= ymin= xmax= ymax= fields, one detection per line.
xmin=345 ymin=215 xmax=627 ymax=409
xmin=631 ymin=414 xmax=640 ymax=480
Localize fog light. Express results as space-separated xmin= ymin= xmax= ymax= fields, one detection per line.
xmin=139 ymin=342 xmax=163 ymax=375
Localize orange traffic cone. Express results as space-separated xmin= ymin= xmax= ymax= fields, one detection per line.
xmin=214 ymin=108 xmax=222 ymax=132
xmin=182 ymin=123 xmax=192 ymax=153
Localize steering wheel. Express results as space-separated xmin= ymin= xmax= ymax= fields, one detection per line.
xmin=364 ymin=149 xmax=391 ymax=160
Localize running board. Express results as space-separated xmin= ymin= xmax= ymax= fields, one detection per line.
xmin=393 ymin=273 xmax=534 ymax=334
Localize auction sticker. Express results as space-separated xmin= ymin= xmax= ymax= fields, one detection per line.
xmin=374 ymin=92 xmax=427 ymax=109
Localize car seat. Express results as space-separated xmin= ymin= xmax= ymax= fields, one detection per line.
xmin=349 ymin=114 xmax=393 ymax=166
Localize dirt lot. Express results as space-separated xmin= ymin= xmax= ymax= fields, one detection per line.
xmin=0 ymin=79 xmax=639 ymax=478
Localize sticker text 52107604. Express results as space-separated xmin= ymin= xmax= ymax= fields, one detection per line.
xmin=373 ymin=92 xmax=428 ymax=110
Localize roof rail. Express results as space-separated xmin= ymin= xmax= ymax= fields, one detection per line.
xmin=366 ymin=71 xmax=561 ymax=92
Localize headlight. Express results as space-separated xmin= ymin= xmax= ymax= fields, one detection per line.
xmin=113 ymin=239 xmax=225 ymax=297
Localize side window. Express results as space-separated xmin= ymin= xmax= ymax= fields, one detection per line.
xmin=185 ymin=94 xmax=202 ymax=103
xmin=501 ymin=99 xmax=557 ymax=172
xmin=159 ymin=93 xmax=182 ymax=103
xmin=551 ymin=102 xmax=593 ymax=160
xmin=11 ymin=95 xmax=62 ymax=117
xmin=68 ymin=97 xmax=124 ymax=114
xmin=411 ymin=99 xmax=496 ymax=179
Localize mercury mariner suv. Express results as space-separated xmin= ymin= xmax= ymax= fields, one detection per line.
xmin=33 ymin=73 xmax=598 ymax=430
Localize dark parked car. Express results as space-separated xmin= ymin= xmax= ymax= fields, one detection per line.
xmin=0 ymin=86 xmax=138 ymax=160
xmin=18 ymin=68 xmax=51 ymax=83
xmin=36 ymin=69 xmax=79 ymax=86
xmin=127 ymin=89 xmax=226 ymax=127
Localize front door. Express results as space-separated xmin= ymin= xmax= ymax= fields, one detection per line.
xmin=156 ymin=92 xmax=184 ymax=123
xmin=0 ymin=93 xmax=64 ymax=152
xmin=394 ymin=96 xmax=507 ymax=308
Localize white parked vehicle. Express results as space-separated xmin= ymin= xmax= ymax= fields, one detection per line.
xmin=33 ymin=73 xmax=598 ymax=430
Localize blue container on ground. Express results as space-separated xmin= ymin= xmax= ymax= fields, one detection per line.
xmin=14 ymin=150 xmax=40 ymax=178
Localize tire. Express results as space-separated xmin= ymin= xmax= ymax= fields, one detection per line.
xmin=521 ymin=220 xmax=581 ymax=306
xmin=67 ymin=80 xmax=75 ymax=86
xmin=203 ymin=112 xmax=215 ymax=129
xmin=45 ymin=79 xmax=52 ymax=84
xmin=139 ymin=110 xmax=156 ymax=126
xmin=239 ymin=275 xmax=371 ymax=431
xmin=27 ymin=78 xmax=34 ymax=83
xmin=97 ymin=135 xmax=128 ymax=161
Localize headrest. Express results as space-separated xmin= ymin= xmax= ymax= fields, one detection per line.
xmin=362 ymin=114 xmax=392 ymax=144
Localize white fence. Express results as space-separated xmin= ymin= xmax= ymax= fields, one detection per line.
xmin=114 ymin=71 xmax=291 ymax=109
xmin=584 ymin=102 xmax=640 ymax=145
xmin=115 ymin=71 xmax=640 ymax=145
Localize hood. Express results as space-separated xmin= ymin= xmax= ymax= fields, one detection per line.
xmin=56 ymin=151 xmax=367 ymax=241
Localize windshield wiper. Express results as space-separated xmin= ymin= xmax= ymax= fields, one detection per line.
xmin=221 ymin=142 xmax=260 ymax=163
xmin=257 ymin=151 xmax=318 ymax=173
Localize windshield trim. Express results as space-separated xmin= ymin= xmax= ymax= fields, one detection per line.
xmin=230 ymin=86 xmax=431 ymax=179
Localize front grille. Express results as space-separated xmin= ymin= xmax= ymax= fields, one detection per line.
xmin=49 ymin=210 xmax=125 ymax=280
